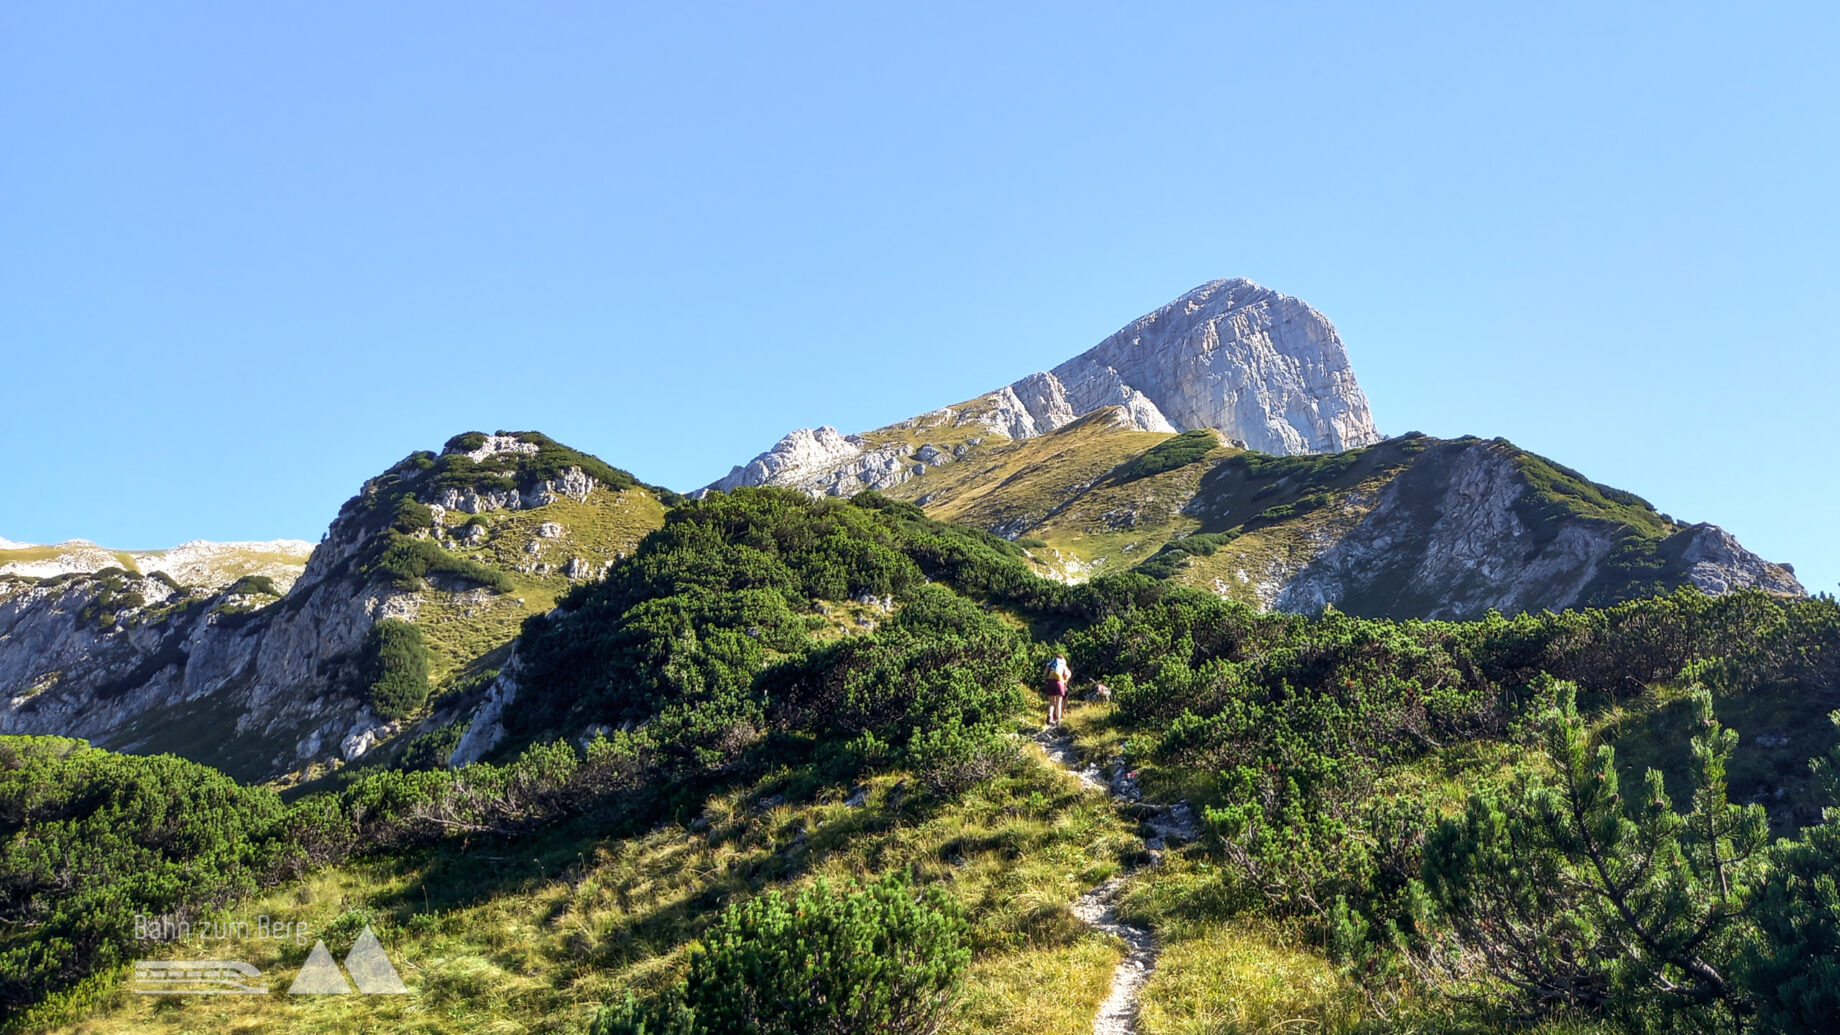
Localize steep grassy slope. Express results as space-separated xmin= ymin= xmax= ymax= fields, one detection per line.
xmin=887 ymin=416 xmax=1799 ymax=618
xmin=411 ymin=487 xmax=668 ymax=695
xmin=883 ymin=411 xmax=1230 ymax=582
xmin=856 ymin=403 xmax=1000 ymax=454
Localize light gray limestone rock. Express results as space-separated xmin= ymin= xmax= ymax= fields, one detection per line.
xmin=703 ymin=278 xmax=1381 ymax=498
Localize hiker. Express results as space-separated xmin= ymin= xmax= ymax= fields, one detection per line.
xmin=1044 ymin=653 xmax=1072 ymax=726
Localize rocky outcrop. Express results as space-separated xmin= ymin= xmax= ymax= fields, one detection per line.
xmin=1241 ymin=440 xmax=1803 ymax=619
xmin=1270 ymin=441 xmax=1617 ymax=618
xmin=449 ymin=649 xmax=523 ymax=767
xmin=976 ymin=369 xmax=1178 ymax=442
xmin=0 ymin=431 xmax=635 ymax=781
xmin=0 ymin=519 xmax=418 ymax=780
xmin=432 ymin=467 xmax=596 ymax=514
xmin=705 ymin=278 xmax=1381 ymax=497
xmin=459 ymin=434 xmax=539 ymax=462
xmin=1676 ymin=524 xmax=1803 ymax=597
xmin=1021 ymin=278 xmax=1379 ymax=454
xmin=707 ymin=427 xmax=865 ymax=493
xmin=703 ymin=427 xmax=945 ymax=498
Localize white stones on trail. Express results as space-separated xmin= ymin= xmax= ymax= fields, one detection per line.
xmin=1071 ymin=878 xmax=1160 ymax=1035
xmin=1032 ymin=725 xmax=1200 ymax=1034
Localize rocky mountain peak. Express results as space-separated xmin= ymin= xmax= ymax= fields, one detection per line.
xmin=707 ymin=279 xmax=1382 ymax=498
xmin=997 ymin=278 xmax=1381 ymax=454
xmin=1 ymin=430 xmax=669 ymax=782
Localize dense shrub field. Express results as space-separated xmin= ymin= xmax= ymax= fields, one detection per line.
xmin=4 ymin=484 xmax=1837 ymax=1033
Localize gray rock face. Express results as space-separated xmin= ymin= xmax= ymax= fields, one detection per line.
xmin=1270 ymin=441 xmax=1616 ymax=618
xmin=449 ymin=648 xmax=523 ymax=767
xmin=707 ymin=427 xmax=864 ymax=493
xmin=1242 ymin=440 xmax=1804 ymax=619
xmin=976 ymin=370 xmax=1177 ymax=441
xmin=703 ymin=427 xmax=933 ymax=498
xmin=0 ymin=525 xmax=414 ymax=779
xmin=1677 ymin=524 xmax=1803 ymax=597
xmin=0 ymin=433 xmax=619 ymax=780
xmin=460 ymin=434 xmax=539 ymax=462
xmin=705 ymin=278 xmax=1381 ymax=497
xmin=433 ymin=466 xmax=595 ymax=514
xmin=1022 ymin=279 xmax=1379 ymax=454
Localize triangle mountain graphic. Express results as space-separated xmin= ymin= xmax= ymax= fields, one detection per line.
xmin=344 ymin=925 xmax=410 ymax=994
xmin=287 ymin=941 xmax=353 ymax=994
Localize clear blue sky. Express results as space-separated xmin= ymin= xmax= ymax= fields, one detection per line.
xmin=3 ymin=3 xmax=1835 ymax=593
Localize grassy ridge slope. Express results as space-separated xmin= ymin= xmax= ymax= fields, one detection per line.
xmin=890 ymin=418 xmax=1792 ymax=616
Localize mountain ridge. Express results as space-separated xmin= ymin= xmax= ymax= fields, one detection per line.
xmin=871 ymin=414 xmax=1803 ymax=617
xmin=0 ymin=536 xmax=317 ymax=592
xmin=0 ymin=281 xmax=1808 ymax=783
xmin=0 ymin=431 xmax=669 ymax=782
xmin=704 ymin=278 xmax=1381 ymax=498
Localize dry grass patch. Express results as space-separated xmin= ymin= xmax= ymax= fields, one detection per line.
xmin=1137 ymin=918 xmax=1359 ymax=1035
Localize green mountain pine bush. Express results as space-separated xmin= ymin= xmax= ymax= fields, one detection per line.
xmin=593 ymin=872 xmax=969 ymax=1035
xmin=364 ymin=618 xmax=431 ymax=720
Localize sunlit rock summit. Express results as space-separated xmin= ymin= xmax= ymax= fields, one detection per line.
xmin=705 ymin=279 xmax=1381 ymax=498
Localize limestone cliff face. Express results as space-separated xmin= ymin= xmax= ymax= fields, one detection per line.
xmin=706 ymin=278 xmax=1381 ymax=497
xmin=977 ymin=279 xmax=1379 ymax=453
xmin=700 ymin=422 xmax=977 ymax=499
xmin=0 ymin=513 xmax=420 ymax=780
xmin=1675 ymin=524 xmax=1803 ymax=597
xmin=1267 ymin=441 xmax=1628 ymax=618
xmin=1259 ymin=443 xmax=1802 ymax=619
xmin=702 ymin=427 xmax=921 ymax=497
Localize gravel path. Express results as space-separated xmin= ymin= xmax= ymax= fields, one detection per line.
xmin=1070 ymin=877 xmax=1160 ymax=1035
xmin=1033 ymin=727 xmax=1200 ymax=1035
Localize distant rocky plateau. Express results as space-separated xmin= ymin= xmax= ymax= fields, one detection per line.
xmin=0 ymin=537 xmax=317 ymax=592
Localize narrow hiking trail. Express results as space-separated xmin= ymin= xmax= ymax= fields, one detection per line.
xmin=1033 ymin=727 xmax=1200 ymax=1035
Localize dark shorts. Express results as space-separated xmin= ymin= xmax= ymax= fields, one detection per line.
xmin=1044 ymin=680 xmax=1066 ymax=698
